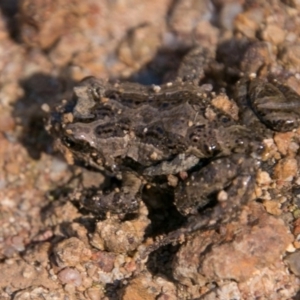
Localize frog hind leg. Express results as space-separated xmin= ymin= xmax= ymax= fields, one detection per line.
xmin=138 ymin=155 xmax=258 ymax=259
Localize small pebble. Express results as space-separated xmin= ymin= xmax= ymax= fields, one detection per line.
xmin=58 ymin=267 xmax=82 ymax=287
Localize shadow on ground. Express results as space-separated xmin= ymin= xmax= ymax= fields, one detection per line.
xmin=12 ymin=71 xmax=76 ymax=159
xmin=0 ymin=0 xmax=20 ymax=41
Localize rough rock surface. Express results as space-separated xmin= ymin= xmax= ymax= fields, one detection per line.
xmin=1 ymin=0 xmax=300 ymax=299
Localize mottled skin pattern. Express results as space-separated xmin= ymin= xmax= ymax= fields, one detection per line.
xmin=49 ymin=47 xmax=300 ymax=252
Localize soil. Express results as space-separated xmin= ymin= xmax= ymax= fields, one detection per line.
xmin=1 ymin=0 xmax=300 ymax=299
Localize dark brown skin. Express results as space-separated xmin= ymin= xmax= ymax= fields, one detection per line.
xmin=49 ymin=47 xmax=300 ymax=252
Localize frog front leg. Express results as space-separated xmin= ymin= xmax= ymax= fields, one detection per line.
xmin=77 ymin=171 xmax=142 ymax=216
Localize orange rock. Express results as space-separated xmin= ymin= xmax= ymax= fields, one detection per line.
xmin=274 ymin=132 xmax=297 ymax=157
xmin=273 ymin=158 xmax=298 ymax=181
xmin=122 ymin=277 xmax=156 ymax=300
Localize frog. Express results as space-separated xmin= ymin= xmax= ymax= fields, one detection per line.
xmin=48 ymin=46 xmax=300 ymax=251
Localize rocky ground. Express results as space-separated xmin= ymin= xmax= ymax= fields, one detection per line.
xmin=1 ymin=0 xmax=300 ymax=299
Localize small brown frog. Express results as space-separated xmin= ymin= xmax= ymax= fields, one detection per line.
xmin=48 ymin=47 xmax=300 ymax=251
